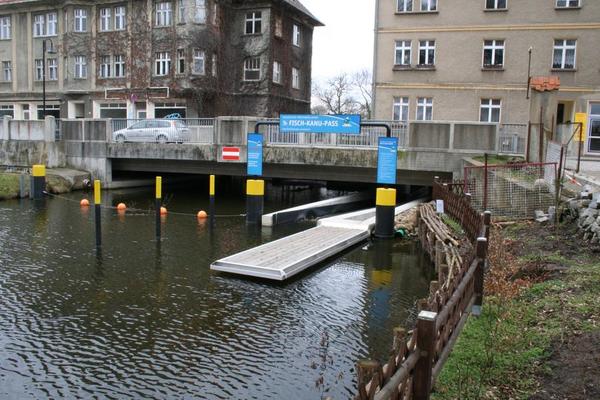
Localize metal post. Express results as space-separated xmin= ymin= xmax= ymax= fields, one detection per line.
xmin=94 ymin=180 xmax=102 ymax=248
xmin=413 ymin=310 xmax=437 ymax=400
xmin=42 ymin=40 xmax=46 ymax=119
xmin=526 ymin=47 xmax=532 ymax=100
xmin=526 ymin=122 xmax=532 ymax=163
xmin=483 ymin=153 xmax=488 ymax=212
xmin=472 ymin=237 xmax=488 ymax=316
xmin=539 ymin=106 xmax=544 ymax=163
xmin=155 ymin=176 xmax=162 ymax=240
xmin=246 ymin=179 xmax=264 ymax=224
xmin=577 ymin=123 xmax=583 ymax=174
xmin=31 ymin=165 xmax=46 ymax=200
xmin=209 ymin=174 xmax=215 ymax=229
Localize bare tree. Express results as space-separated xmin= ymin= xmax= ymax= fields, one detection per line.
xmin=312 ymin=73 xmax=360 ymax=115
xmin=352 ymin=69 xmax=372 ymax=120
xmin=312 ymin=70 xmax=372 ymax=119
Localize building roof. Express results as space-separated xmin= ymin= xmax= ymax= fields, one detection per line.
xmin=282 ymin=0 xmax=324 ymax=26
xmin=531 ymin=76 xmax=561 ymax=92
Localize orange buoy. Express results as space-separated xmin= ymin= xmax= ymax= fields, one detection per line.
xmin=197 ymin=210 xmax=208 ymax=219
xmin=160 ymin=206 xmax=168 ymax=215
xmin=117 ymin=203 xmax=127 ymax=211
xmin=80 ymin=199 xmax=90 ymax=207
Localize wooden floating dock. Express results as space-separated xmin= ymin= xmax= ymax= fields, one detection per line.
xmin=210 ymin=199 xmax=426 ymax=281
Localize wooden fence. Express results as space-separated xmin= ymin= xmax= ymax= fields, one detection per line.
xmin=355 ymin=181 xmax=490 ymax=400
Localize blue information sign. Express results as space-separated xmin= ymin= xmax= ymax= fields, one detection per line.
xmin=247 ymin=133 xmax=263 ymax=176
xmin=377 ymin=137 xmax=398 ymax=185
xmin=280 ymin=114 xmax=361 ymax=134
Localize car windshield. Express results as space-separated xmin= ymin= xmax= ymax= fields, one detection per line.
xmin=174 ymin=120 xmax=187 ymax=128
xmin=129 ymin=121 xmax=146 ymax=129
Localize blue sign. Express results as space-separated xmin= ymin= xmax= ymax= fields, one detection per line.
xmin=377 ymin=137 xmax=398 ymax=185
xmin=247 ymin=133 xmax=263 ymax=176
xmin=280 ymin=114 xmax=361 ymax=134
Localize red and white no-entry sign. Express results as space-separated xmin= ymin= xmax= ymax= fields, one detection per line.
xmin=222 ymin=147 xmax=240 ymax=161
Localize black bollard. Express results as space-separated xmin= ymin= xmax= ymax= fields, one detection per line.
xmin=31 ymin=165 xmax=46 ymax=200
xmin=94 ymin=180 xmax=102 ymax=248
xmin=209 ymin=174 xmax=215 ymax=229
xmin=374 ymin=188 xmax=396 ymax=239
xmin=246 ymin=179 xmax=264 ymax=225
xmin=155 ymin=176 xmax=162 ymax=240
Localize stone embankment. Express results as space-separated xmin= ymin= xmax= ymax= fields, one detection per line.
xmin=566 ymin=185 xmax=600 ymax=244
xmin=0 ymin=168 xmax=90 ymax=200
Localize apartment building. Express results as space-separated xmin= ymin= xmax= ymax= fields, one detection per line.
xmin=0 ymin=0 xmax=322 ymax=120
xmin=373 ymin=0 xmax=600 ymax=154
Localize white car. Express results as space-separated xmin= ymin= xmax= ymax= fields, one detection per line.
xmin=112 ymin=120 xmax=190 ymax=144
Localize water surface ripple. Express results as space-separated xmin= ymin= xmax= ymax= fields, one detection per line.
xmin=0 ymin=190 xmax=432 ymax=399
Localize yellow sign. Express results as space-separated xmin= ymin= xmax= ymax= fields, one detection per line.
xmin=574 ymin=113 xmax=587 ymax=142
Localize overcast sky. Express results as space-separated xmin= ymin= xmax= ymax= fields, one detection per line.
xmin=299 ymin=0 xmax=375 ymax=82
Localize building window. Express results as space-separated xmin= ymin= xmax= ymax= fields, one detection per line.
xmin=34 ymin=59 xmax=44 ymax=81
xmin=393 ymin=97 xmax=409 ymax=121
xmin=274 ymin=16 xmax=282 ymax=37
xmin=2 ymin=61 xmax=11 ymax=81
xmin=485 ymin=0 xmax=507 ymax=9
xmin=397 ymin=0 xmax=413 ymax=12
xmin=114 ymin=55 xmax=125 ymax=77
xmin=115 ymin=6 xmax=126 ymax=30
xmin=293 ymin=24 xmax=301 ymax=47
xmin=178 ymin=0 xmax=185 ymax=23
xmin=553 ymin=39 xmax=576 ymax=69
xmin=244 ymin=57 xmax=260 ymax=81
xmin=483 ymin=39 xmax=504 ymax=68
xmin=177 ymin=49 xmax=185 ymax=74
xmin=74 ymin=55 xmax=87 ymax=79
xmin=292 ymin=67 xmax=300 ymax=89
xmin=416 ymin=97 xmax=433 ymax=120
xmin=156 ymin=2 xmax=173 ymax=27
xmin=273 ymin=61 xmax=282 ymax=84
xmin=421 ymin=0 xmax=437 ymax=11
xmin=480 ymin=99 xmax=501 ymax=123
xmin=556 ymin=0 xmax=579 ymax=8
xmin=34 ymin=15 xmax=45 ymax=37
xmin=155 ymin=52 xmax=171 ymax=75
xmin=47 ymin=12 xmax=57 ymax=36
xmin=245 ymin=11 xmax=261 ymax=34
xmin=418 ymin=40 xmax=435 ymax=66
xmin=212 ymin=54 xmax=217 ymax=76
xmin=395 ymin=40 xmax=411 ymax=66
xmin=195 ymin=0 xmax=206 ymax=23
xmin=99 ymin=8 xmax=111 ymax=31
xmin=100 ymin=55 xmax=111 ymax=78
xmin=0 ymin=16 xmax=11 ymax=39
xmin=74 ymin=9 xmax=87 ymax=32
xmin=193 ymin=49 xmax=205 ymax=74
xmin=48 ymin=58 xmax=57 ymax=80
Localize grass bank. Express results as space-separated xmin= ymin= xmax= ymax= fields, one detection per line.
xmin=0 ymin=173 xmax=21 ymax=199
xmin=433 ymin=222 xmax=600 ymax=400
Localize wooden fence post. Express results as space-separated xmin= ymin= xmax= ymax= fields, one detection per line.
xmin=356 ymin=359 xmax=383 ymax=400
xmin=472 ymin=237 xmax=488 ymax=316
xmin=413 ymin=311 xmax=437 ymax=400
xmin=483 ymin=211 xmax=492 ymax=240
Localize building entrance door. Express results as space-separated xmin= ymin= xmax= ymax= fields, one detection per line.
xmin=589 ymin=118 xmax=600 ymax=153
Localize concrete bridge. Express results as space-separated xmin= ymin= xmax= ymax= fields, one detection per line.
xmin=0 ymin=116 xmax=514 ymax=186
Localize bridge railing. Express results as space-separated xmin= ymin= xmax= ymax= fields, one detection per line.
xmin=109 ymin=118 xmax=215 ymax=144
xmin=263 ymin=119 xmax=408 ymax=148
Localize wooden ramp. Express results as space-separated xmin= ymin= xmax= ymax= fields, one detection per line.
xmin=211 ymin=199 xmax=426 ymax=281
xmin=211 ymin=225 xmax=370 ymax=281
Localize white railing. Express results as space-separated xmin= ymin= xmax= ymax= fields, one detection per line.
xmin=263 ymin=120 xmax=408 ymax=148
xmin=110 ymin=118 xmax=215 ymax=144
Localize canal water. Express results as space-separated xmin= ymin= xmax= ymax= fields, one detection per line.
xmin=0 ymin=182 xmax=433 ymax=399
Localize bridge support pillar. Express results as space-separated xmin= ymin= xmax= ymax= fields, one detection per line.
xmin=246 ymin=179 xmax=264 ymax=224
xmin=374 ymin=188 xmax=396 ymax=239
xmin=31 ymin=165 xmax=46 ymax=200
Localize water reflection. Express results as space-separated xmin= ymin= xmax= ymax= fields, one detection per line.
xmin=0 ymin=187 xmax=433 ymax=399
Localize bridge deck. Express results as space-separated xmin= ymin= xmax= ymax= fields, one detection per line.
xmin=210 ymin=225 xmax=370 ymax=281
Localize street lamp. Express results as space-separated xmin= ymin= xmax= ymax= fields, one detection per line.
xmin=42 ymin=39 xmax=57 ymax=119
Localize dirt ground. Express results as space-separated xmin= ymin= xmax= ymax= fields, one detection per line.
xmin=500 ymin=221 xmax=600 ymax=400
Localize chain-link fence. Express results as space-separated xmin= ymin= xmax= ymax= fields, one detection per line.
xmin=464 ymin=162 xmax=558 ymax=220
